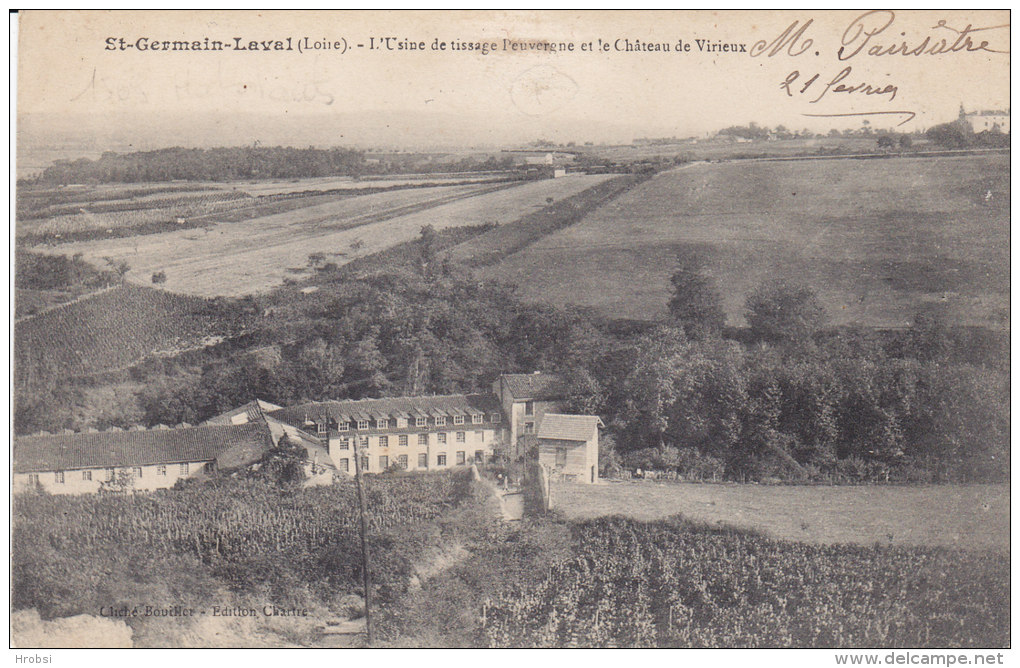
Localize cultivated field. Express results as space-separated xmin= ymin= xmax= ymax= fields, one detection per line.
xmin=14 ymin=284 xmax=234 ymax=382
xmin=551 ymin=480 xmax=1009 ymax=552
xmin=210 ymin=173 xmax=506 ymax=197
xmin=36 ymin=175 xmax=613 ymax=297
xmin=484 ymin=155 xmax=1009 ymax=327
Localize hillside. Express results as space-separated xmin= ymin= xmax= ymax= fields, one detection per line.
xmin=14 ymin=284 xmax=244 ymax=387
xmin=482 ymin=154 xmax=1010 ymax=328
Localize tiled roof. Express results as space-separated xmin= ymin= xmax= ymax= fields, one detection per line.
xmin=268 ymin=393 xmax=503 ymax=432
xmin=14 ymin=422 xmax=274 ymax=473
xmin=501 ymin=373 xmax=565 ymax=401
xmin=204 ymin=399 xmax=283 ymax=426
xmin=537 ymin=414 xmax=604 ymax=442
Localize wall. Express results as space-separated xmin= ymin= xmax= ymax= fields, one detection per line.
xmin=537 ymin=436 xmax=598 ymax=484
xmin=14 ymin=461 xmax=213 ymax=495
xmin=512 ymin=399 xmax=564 ymax=458
xmin=327 ymin=426 xmax=500 ymax=475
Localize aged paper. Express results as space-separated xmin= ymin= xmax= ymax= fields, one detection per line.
xmin=11 ymin=10 xmax=1010 ymax=655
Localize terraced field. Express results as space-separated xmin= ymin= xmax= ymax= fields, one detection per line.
xmin=37 ymin=175 xmax=613 ymax=297
xmin=483 ymin=155 xmax=1009 ymax=328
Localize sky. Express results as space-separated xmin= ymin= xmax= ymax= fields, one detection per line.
xmin=15 ymin=10 xmax=1011 ymax=148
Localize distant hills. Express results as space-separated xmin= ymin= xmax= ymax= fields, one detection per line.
xmin=16 ymin=110 xmax=651 ymax=178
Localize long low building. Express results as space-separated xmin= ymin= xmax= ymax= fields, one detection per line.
xmin=267 ymin=394 xmax=507 ymax=474
xmin=13 ymin=422 xmax=275 ymax=495
xmin=13 ymin=372 xmax=602 ymax=494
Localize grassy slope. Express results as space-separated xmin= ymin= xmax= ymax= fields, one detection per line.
xmin=483 ymin=155 xmax=1009 ymax=327
xmin=550 ymin=480 xmax=1009 ymax=552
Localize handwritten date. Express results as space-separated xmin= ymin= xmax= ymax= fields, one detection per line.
xmin=782 ymin=67 xmax=897 ymax=103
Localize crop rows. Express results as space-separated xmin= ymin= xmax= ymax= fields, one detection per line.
xmin=20 ymin=193 xmax=253 ymax=238
xmin=483 ymin=516 xmax=1008 ymax=648
xmin=14 ymin=284 xmax=227 ymax=382
xmin=12 ymin=472 xmax=474 ymax=617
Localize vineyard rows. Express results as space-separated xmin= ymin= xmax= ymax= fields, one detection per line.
xmin=14 ymin=284 xmax=229 ymax=382
xmin=483 ymin=516 xmax=1008 ymax=648
xmin=20 ymin=192 xmax=254 ymax=238
xmin=12 ymin=472 xmax=474 ymax=616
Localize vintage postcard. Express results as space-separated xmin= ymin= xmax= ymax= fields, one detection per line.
xmin=10 ymin=9 xmax=1010 ymax=656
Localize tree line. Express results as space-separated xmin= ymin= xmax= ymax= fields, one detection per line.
xmin=29 ymin=147 xmax=523 ymax=185
xmin=15 ymin=229 xmax=1009 ymax=483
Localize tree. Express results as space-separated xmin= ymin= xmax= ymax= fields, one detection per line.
xmin=151 ymin=271 xmax=167 ymax=284
xmin=252 ymin=434 xmax=307 ymax=485
xmin=898 ymin=134 xmax=913 ymax=149
xmin=745 ymin=279 xmax=827 ymax=344
xmin=877 ymin=135 xmax=896 ymax=149
xmin=667 ymin=251 xmax=725 ymax=339
xmin=925 ymin=122 xmax=972 ymax=148
xmin=417 ymin=225 xmax=438 ymax=276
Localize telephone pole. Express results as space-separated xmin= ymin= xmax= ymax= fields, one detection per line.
xmin=352 ymin=436 xmax=375 ymax=646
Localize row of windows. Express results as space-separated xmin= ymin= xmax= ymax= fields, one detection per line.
xmin=333 ymin=431 xmax=484 ymax=450
xmin=317 ymin=412 xmax=499 ymax=434
xmin=29 ymin=462 xmax=211 ymax=485
xmin=337 ymin=450 xmax=485 ymax=472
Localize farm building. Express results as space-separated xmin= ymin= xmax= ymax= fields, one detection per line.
xmin=266 ymin=393 xmax=507 ymax=474
xmin=13 ymin=372 xmax=598 ymax=493
xmin=492 ymin=372 xmax=567 ymax=458
xmin=204 ymin=398 xmax=283 ymax=426
xmin=13 ymin=422 xmax=276 ymax=495
xmin=536 ymin=414 xmax=604 ymax=484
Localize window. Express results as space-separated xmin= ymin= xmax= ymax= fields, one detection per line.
xmin=55 ymin=471 xmax=65 ymax=484
xmin=360 ymin=436 xmax=369 ymax=449
xmin=491 ymin=413 xmax=501 ymax=423
xmin=456 ymin=432 xmax=466 ymax=443
xmin=397 ymin=455 xmax=408 ymax=469
xmin=415 ymin=416 xmax=427 ymax=428
xmin=524 ymin=422 xmax=535 ymax=434
xmin=157 ymin=465 xmax=167 ymax=476
xmin=395 ymin=418 xmax=407 ymax=429
xmin=437 ymin=454 xmax=447 ymax=466
xmin=376 ymin=418 xmax=389 ymax=430
xmin=472 ymin=414 xmax=483 ymax=425
xmin=28 ymin=473 xmax=39 ymax=486
xmin=456 ymin=451 xmax=466 ymax=465
xmin=180 ymin=463 xmax=189 ymax=475
xmin=475 ymin=430 xmax=484 ymax=442
xmin=556 ymin=447 xmax=568 ymax=468
xmin=525 ymin=400 xmax=535 ymax=416
xmin=107 ymin=468 xmax=116 ymax=482
xmin=398 ymin=434 xmax=408 ymax=447
xmin=379 ymin=455 xmax=388 ymax=469
xmin=437 ymin=432 xmax=448 ymax=444
xmin=357 ymin=420 xmax=370 ymax=430
xmin=360 ymin=456 xmax=370 ymax=472
xmin=203 ymin=462 xmax=215 ymax=474
xmin=339 ymin=458 xmax=349 ymax=472
xmin=134 ymin=466 xmax=143 ymax=478
xmin=338 ymin=421 xmax=349 ymax=432
xmin=317 ymin=421 xmax=327 ymax=435
xmin=379 ymin=435 xmax=389 ymax=448
xmin=337 ymin=437 xmax=350 ymax=450
xmin=418 ymin=433 xmax=428 ymax=446
xmin=454 ymin=415 xmax=465 ymax=425
xmin=418 ymin=453 xmax=428 ymax=468
xmin=82 ymin=470 xmax=92 ymax=481
xmin=474 ymin=451 xmax=484 ymax=464
xmin=435 ymin=416 xmax=447 ymax=427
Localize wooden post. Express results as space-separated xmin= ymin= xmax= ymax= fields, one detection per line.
xmin=352 ymin=437 xmax=375 ymax=646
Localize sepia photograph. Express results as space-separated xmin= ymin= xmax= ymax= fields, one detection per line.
xmin=9 ymin=9 xmax=1010 ymax=655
